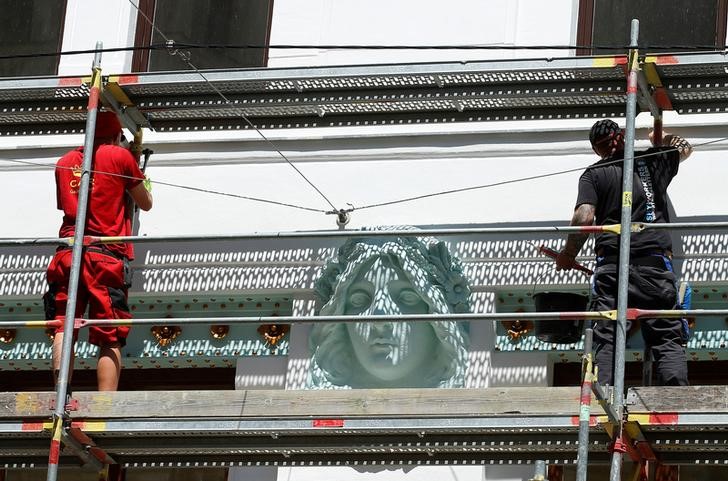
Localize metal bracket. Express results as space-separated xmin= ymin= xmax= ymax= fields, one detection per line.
xmin=99 ymin=82 xmax=150 ymax=133
xmin=50 ymin=397 xmax=79 ymax=412
xmin=61 ymin=426 xmax=116 ymax=471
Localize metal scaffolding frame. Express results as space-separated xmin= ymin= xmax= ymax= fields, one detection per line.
xmin=1 ymin=22 xmax=728 ymax=481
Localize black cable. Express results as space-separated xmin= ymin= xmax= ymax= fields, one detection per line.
xmin=352 ymin=136 xmax=728 ymax=212
xmin=2 ymin=136 xmax=724 ymax=214
xmin=0 ymin=43 xmax=725 ymax=62
xmin=0 ymin=157 xmax=326 ymax=213
xmin=127 ymin=0 xmax=338 ymax=213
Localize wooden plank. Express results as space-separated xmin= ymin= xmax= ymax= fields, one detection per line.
xmin=627 ymin=386 xmax=728 ymax=413
xmin=0 ymin=387 xmax=597 ymax=419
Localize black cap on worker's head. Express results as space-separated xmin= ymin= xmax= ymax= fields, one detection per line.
xmin=589 ymin=119 xmax=620 ymax=146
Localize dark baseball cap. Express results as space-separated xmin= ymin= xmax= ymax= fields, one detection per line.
xmin=589 ymin=119 xmax=620 ymax=145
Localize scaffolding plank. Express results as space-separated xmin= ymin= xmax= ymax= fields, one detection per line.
xmin=0 ymin=387 xmax=595 ymax=419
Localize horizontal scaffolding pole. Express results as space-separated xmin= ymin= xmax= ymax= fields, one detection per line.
xmin=2 ymin=308 xmax=726 ymax=329
xmin=1 ymin=221 xmax=727 ymax=248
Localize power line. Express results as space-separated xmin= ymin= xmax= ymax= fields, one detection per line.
xmin=352 ymin=136 xmax=728 ymax=211
xmin=127 ymin=0 xmax=338 ymax=213
xmin=2 ymin=136 xmax=725 ymax=215
xmin=0 ymin=157 xmax=326 ymax=213
xmin=0 ymin=43 xmax=726 ymax=61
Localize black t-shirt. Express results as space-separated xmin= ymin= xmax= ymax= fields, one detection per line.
xmin=575 ymin=147 xmax=679 ymax=256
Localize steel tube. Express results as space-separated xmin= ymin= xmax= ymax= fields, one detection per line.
xmin=576 ymin=328 xmax=594 ymax=481
xmin=1 ymin=308 xmax=725 ymax=329
xmin=46 ymin=42 xmax=104 ymax=481
xmin=609 ymin=19 xmax=640 ymax=481
xmin=1 ymin=221 xmax=727 ymax=248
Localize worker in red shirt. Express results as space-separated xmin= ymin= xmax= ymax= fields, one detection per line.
xmin=44 ymin=111 xmax=153 ymax=391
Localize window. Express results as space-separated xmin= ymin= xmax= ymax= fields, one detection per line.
xmin=577 ymin=0 xmax=728 ymax=55
xmin=132 ymin=0 xmax=274 ymax=72
xmin=0 ymin=0 xmax=67 ymax=77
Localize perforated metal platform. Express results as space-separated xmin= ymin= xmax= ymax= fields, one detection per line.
xmin=0 ymin=51 xmax=726 ymax=135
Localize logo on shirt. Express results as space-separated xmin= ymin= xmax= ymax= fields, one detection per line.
xmin=69 ymin=164 xmax=94 ymax=194
xmin=636 ymin=160 xmax=655 ymax=222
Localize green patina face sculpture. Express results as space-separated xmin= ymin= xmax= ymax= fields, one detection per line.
xmin=308 ymin=229 xmax=471 ymax=389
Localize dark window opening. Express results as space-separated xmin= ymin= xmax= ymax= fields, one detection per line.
xmin=132 ymin=0 xmax=274 ymax=72
xmin=577 ymin=0 xmax=728 ymax=55
xmin=0 ymin=0 xmax=67 ymax=77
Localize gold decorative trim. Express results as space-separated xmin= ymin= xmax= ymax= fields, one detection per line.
xmin=210 ymin=325 xmax=229 ymax=340
xmin=257 ymin=324 xmax=289 ymax=350
xmin=151 ymin=325 xmax=182 ymax=347
xmin=0 ymin=329 xmax=16 ymax=344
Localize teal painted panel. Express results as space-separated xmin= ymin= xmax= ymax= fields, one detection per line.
xmin=0 ymin=294 xmax=292 ymax=370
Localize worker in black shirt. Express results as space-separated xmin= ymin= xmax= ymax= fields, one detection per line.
xmin=555 ymin=119 xmax=692 ymax=386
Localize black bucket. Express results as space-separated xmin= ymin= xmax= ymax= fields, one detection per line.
xmin=533 ymin=292 xmax=588 ymax=344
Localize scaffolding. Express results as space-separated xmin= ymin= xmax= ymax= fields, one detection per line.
xmin=1 ymin=19 xmax=728 ymax=481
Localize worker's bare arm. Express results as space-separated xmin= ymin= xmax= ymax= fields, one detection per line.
xmin=556 ymin=203 xmax=595 ymax=271
xmin=129 ymin=182 xmax=153 ymax=211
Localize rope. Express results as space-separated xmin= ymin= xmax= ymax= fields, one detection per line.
xmin=0 ymin=157 xmax=326 ymax=213
xmin=351 ymin=136 xmax=728 ymax=211
xmin=127 ymin=0 xmax=338 ymax=213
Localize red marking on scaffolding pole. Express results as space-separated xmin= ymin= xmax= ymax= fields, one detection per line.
xmin=21 ymin=421 xmax=44 ymax=431
xmin=313 ymin=419 xmax=345 ymax=428
xmin=48 ymin=438 xmax=61 ymax=465
xmin=649 ymin=413 xmax=679 ymax=425
xmin=115 ymin=75 xmax=139 ymax=85
xmin=570 ymin=415 xmax=598 ymax=426
xmin=88 ymin=85 xmax=100 ymax=110
xmin=653 ymin=56 xmax=679 ymax=65
xmin=58 ymin=77 xmax=83 ymax=87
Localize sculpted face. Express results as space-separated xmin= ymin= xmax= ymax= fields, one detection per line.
xmin=343 ymin=257 xmax=437 ymax=382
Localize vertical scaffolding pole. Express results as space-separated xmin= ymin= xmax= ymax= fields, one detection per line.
xmin=576 ymin=328 xmax=594 ymax=481
xmin=46 ymin=42 xmax=104 ymax=481
xmin=608 ymin=19 xmax=640 ymax=481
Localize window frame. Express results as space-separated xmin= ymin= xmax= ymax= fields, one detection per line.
xmin=131 ymin=0 xmax=275 ymax=72
xmin=0 ymin=0 xmax=68 ymax=77
xmin=576 ymin=0 xmax=728 ymax=56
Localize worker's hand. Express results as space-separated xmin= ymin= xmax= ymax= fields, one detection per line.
xmin=554 ymin=251 xmax=576 ymax=271
xmin=648 ymin=129 xmax=670 ymax=147
xmin=143 ymin=176 xmax=152 ymax=192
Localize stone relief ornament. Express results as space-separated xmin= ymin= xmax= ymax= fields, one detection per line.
xmin=307 ymin=227 xmax=471 ymax=389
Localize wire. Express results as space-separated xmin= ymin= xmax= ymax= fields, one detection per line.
xmin=0 ymin=43 xmax=726 ymax=61
xmin=352 ymin=136 xmax=728 ymax=211
xmin=0 ymin=157 xmax=326 ymax=213
xmin=127 ymin=0 xmax=338 ymax=213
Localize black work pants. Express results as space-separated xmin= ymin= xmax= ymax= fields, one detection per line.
xmin=591 ymin=256 xmax=688 ymax=386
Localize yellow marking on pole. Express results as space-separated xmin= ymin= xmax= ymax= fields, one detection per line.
xmin=592 ymin=57 xmax=617 ymax=68
xmin=622 ymin=191 xmax=632 ymax=207
xmin=79 ymin=421 xmax=107 ymax=432
xmin=641 ymin=61 xmax=663 ymax=87
xmin=630 ymin=223 xmax=645 ymax=233
xmin=98 ymin=236 xmax=124 ymax=244
xmin=601 ymin=310 xmax=618 ymax=320
xmin=104 ymin=81 xmax=134 ymax=106
xmin=597 ymin=416 xmax=614 ymax=433
xmin=626 ymin=414 xmax=653 ymax=425
xmin=602 ymin=224 xmax=622 ymax=234
xmin=51 ymin=417 xmax=63 ymax=440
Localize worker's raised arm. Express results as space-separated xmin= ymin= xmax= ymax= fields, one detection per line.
xmin=650 ymin=130 xmax=693 ymax=162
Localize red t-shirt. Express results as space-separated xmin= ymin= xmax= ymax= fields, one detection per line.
xmin=56 ymin=144 xmax=144 ymax=259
